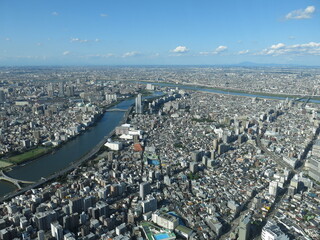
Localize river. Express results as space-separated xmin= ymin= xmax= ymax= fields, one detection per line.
xmin=0 ymin=99 xmax=134 ymax=197
xmin=144 ymin=82 xmax=320 ymax=104
xmin=0 ymin=84 xmax=318 ymax=197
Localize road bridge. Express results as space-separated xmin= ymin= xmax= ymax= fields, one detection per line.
xmin=0 ymin=170 xmax=35 ymax=189
xmin=105 ymin=108 xmax=127 ymax=112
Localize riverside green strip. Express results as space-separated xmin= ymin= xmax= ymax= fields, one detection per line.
xmin=7 ymin=147 xmax=52 ymax=164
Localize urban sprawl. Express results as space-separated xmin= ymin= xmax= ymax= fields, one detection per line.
xmin=0 ymin=66 xmax=320 ymax=240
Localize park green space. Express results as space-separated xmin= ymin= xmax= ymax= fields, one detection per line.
xmin=0 ymin=160 xmax=13 ymax=168
xmin=6 ymin=147 xmax=52 ymax=165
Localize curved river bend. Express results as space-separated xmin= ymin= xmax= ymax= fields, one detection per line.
xmin=1 ymin=85 xmax=318 ymax=197
xmin=0 ymin=99 xmax=135 ymax=197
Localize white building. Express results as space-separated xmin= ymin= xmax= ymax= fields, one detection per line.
xmin=135 ymin=93 xmax=142 ymax=114
xmin=105 ymin=93 xmax=117 ymax=102
xmin=261 ymin=221 xmax=289 ymax=240
xmin=269 ymin=181 xmax=279 ymax=196
xmin=104 ymin=141 xmax=123 ymax=151
xmin=152 ymin=211 xmax=179 ymax=230
xmin=51 ymin=222 xmax=63 ymax=240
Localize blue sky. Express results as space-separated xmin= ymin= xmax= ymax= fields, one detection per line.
xmin=0 ymin=0 xmax=319 ymax=66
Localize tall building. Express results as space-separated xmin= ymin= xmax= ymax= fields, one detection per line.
xmin=135 ymin=93 xmax=142 ymax=114
xmin=83 ymin=196 xmax=94 ymax=211
xmin=58 ymin=81 xmax=64 ymax=97
xmin=65 ymin=85 xmax=75 ymax=97
xmin=37 ymin=230 xmax=45 ymax=240
xmin=190 ymin=162 xmax=198 ymax=173
xmin=47 ymin=83 xmax=54 ymax=97
xmin=51 ymin=222 xmax=63 ymax=240
xmin=139 ymin=182 xmax=151 ymax=200
xmin=238 ymin=215 xmax=251 ymax=240
xmin=34 ymin=210 xmax=57 ymax=230
xmin=141 ymin=196 xmax=157 ymax=213
xmin=0 ymin=90 xmax=5 ymax=103
xmin=69 ymin=197 xmax=83 ymax=214
xmin=305 ymin=140 xmax=320 ymax=181
xmin=269 ymin=181 xmax=278 ymax=196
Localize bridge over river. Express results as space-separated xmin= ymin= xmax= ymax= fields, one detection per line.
xmin=0 ymin=170 xmax=35 ymax=189
xmin=105 ymin=108 xmax=128 ymax=112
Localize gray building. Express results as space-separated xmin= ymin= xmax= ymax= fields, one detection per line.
xmin=238 ymin=215 xmax=251 ymax=240
xmin=135 ymin=93 xmax=142 ymax=114
xmin=139 ymin=182 xmax=151 ymax=200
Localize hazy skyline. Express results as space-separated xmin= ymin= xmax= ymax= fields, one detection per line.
xmin=1 ymin=0 xmax=320 ymax=66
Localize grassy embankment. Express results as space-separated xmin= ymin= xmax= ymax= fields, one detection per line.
xmin=0 ymin=92 xmax=151 ymax=170
xmin=0 ymin=147 xmax=53 ymax=170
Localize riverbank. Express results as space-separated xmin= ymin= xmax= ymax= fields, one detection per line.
xmin=0 ymin=100 xmax=127 ymax=171
xmin=135 ymin=80 xmax=320 ymax=101
xmin=0 ymin=101 xmax=134 ymax=203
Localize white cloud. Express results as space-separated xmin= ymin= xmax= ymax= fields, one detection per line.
xmin=62 ymin=51 xmax=71 ymax=56
xmin=70 ymin=38 xmax=89 ymax=43
xmin=5 ymin=37 xmax=11 ymax=41
xmin=88 ymin=53 xmax=115 ymax=58
xmin=199 ymin=45 xmax=228 ymax=55
xmin=285 ymin=6 xmax=315 ymax=20
xmin=215 ymin=45 xmax=228 ymax=52
xmin=238 ymin=50 xmax=249 ymax=55
xmin=51 ymin=11 xmax=59 ymax=16
xmin=122 ymin=51 xmax=141 ymax=57
xmin=199 ymin=51 xmax=211 ymax=56
xmin=259 ymin=42 xmax=320 ymax=56
xmin=270 ymin=43 xmax=285 ymax=49
xmin=100 ymin=13 xmax=108 ymax=17
xmin=70 ymin=38 xmax=101 ymax=43
xmin=171 ymin=46 xmax=189 ymax=53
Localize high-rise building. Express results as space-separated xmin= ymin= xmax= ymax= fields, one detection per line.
xmin=190 ymin=162 xmax=198 ymax=173
xmin=34 ymin=210 xmax=57 ymax=230
xmin=135 ymin=93 xmax=142 ymax=114
xmin=69 ymin=197 xmax=83 ymax=214
xmin=141 ymin=196 xmax=157 ymax=213
xmin=96 ymin=201 xmax=109 ymax=217
xmin=47 ymin=83 xmax=54 ymax=97
xmin=269 ymin=181 xmax=278 ymax=196
xmin=58 ymin=82 xmax=64 ymax=97
xmin=305 ymin=157 xmax=320 ymax=182
xmin=0 ymin=90 xmax=5 ymax=103
xmin=37 ymin=230 xmax=45 ymax=240
xmin=65 ymin=85 xmax=75 ymax=97
xmin=140 ymin=182 xmax=151 ymax=200
xmin=83 ymin=196 xmax=94 ymax=211
xmin=238 ymin=215 xmax=251 ymax=240
xmin=51 ymin=222 xmax=63 ymax=240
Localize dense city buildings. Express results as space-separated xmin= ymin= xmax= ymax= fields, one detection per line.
xmin=0 ymin=66 xmax=319 ymax=240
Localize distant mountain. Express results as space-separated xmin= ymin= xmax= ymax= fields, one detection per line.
xmin=233 ymin=62 xmax=320 ymax=68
